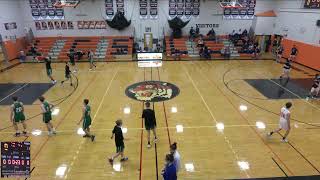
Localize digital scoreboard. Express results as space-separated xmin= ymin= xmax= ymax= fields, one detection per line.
xmin=304 ymin=0 xmax=320 ymax=8
xmin=1 ymin=142 xmax=31 ymax=178
xmin=137 ymin=53 xmax=163 ymax=68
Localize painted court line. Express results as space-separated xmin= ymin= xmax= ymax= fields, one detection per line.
xmin=65 ymin=66 xmax=119 ymax=179
xmin=183 ymin=64 xmax=250 ymax=178
xmin=0 ymin=83 xmax=29 ymax=103
xmin=1 ymin=122 xmax=318 ymax=135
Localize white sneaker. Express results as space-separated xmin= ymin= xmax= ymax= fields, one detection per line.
xmin=48 ymin=131 xmax=53 ymax=136
xmin=73 ymin=70 xmax=77 ymax=73
xmin=52 ymin=130 xmax=57 ymax=135
xmin=147 ymin=144 xmax=151 ymax=148
xmin=281 ymin=138 xmax=288 ymax=143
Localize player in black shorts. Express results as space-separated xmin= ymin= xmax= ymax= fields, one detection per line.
xmin=61 ymin=62 xmax=73 ymax=86
xmin=142 ymin=102 xmax=158 ymax=148
xmin=68 ymin=50 xmax=77 ymax=73
xmin=276 ymin=45 xmax=284 ymax=63
xmin=44 ymin=56 xmax=57 ymax=84
xmin=108 ymin=119 xmax=128 ymax=165
xmin=290 ymin=45 xmax=298 ymax=61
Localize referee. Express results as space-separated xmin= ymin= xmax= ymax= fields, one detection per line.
xmin=142 ymin=102 xmax=158 ymax=148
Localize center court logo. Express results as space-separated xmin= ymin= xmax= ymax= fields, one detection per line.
xmin=125 ymin=81 xmax=180 ymax=102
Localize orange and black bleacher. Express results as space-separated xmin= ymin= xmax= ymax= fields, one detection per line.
xmin=165 ymin=36 xmax=189 ymax=59
xmin=26 ymin=37 xmax=56 ymax=57
xmin=106 ymin=36 xmax=133 ymax=60
xmin=58 ymin=37 xmax=99 ymax=60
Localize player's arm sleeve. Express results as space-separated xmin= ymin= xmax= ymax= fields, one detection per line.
xmin=41 ymin=104 xmax=46 ymax=113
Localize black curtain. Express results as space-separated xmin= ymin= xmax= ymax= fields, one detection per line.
xmin=168 ymin=17 xmax=190 ymax=38
xmin=106 ymin=11 xmax=131 ymax=30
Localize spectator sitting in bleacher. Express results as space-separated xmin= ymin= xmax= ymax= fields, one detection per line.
xmin=207 ymin=28 xmax=216 ymax=40
xmin=242 ymin=29 xmax=248 ymax=37
xmin=173 ymin=49 xmax=181 ymax=61
xmin=203 ymin=46 xmax=211 ymax=60
xmin=19 ymin=50 xmax=26 ymax=62
xmin=199 ymin=47 xmax=204 ymax=58
xmin=116 ymin=48 xmax=120 ymax=54
xmin=189 ymin=27 xmax=196 ymax=41
xmin=195 ymin=26 xmax=200 ymax=37
xmin=30 ymin=44 xmax=37 ymax=59
xmin=197 ymin=36 xmax=204 ymax=48
xmin=221 ymin=46 xmax=231 ymax=59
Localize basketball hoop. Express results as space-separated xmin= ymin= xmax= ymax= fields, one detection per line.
xmin=54 ymin=0 xmax=80 ymax=8
xmin=219 ymin=0 xmax=242 ymax=8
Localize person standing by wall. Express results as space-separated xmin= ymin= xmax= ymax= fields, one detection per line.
xmin=170 ymin=142 xmax=181 ymax=173
xmin=162 ymin=154 xmax=177 ymax=180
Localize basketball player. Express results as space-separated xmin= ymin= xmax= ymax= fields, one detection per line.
xmin=44 ymin=56 xmax=57 ymax=84
xmin=68 ymin=50 xmax=77 ymax=73
xmin=108 ymin=119 xmax=128 ymax=165
xmin=268 ymin=102 xmax=292 ymax=142
xmin=289 ymin=45 xmax=298 ymax=61
xmin=280 ymin=59 xmax=291 ymax=79
xmin=276 ymin=45 xmax=284 ymax=63
xmin=88 ymin=49 xmax=96 ymax=70
xmin=307 ymin=74 xmax=320 ymax=99
xmin=77 ymin=99 xmax=95 ymax=141
xmin=10 ymin=96 xmax=27 ymax=137
xmin=39 ymin=96 xmax=56 ymax=135
xmin=61 ymin=62 xmax=73 ymax=86
xmin=142 ymin=102 xmax=158 ymax=148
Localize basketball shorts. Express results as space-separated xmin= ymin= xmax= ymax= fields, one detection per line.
xmin=283 ymin=68 xmax=290 ymax=74
xmin=46 ymin=69 xmax=52 ymax=76
xmin=115 ymin=141 xmax=125 ymax=153
xmin=279 ymin=118 xmax=289 ymax=131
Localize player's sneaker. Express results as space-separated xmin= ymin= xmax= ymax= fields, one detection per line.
xmin=154 ymin=137 xmax=158 ymax=143
xmin=120 ymin=157 xmax=128 ymax=162
xmin=52 ymin=130 xmax=57 ymax=135
xmin=108 ymin=158 xmax=113 ymax=165
xmin=281 ymin=138 xmax=288 ymax=143
xmin=147 ymin=144 xmax=151 ymax=148
xmin=91 ymin=135 xmax=95 ymax=142
xmin=22 ymin=131 xmax=28 ymax=136
xmin=14 ymin=132 xmax=21 ymax=137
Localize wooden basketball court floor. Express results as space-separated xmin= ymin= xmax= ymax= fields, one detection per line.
xmin=0 ymin=60 xmax=320 ymax=180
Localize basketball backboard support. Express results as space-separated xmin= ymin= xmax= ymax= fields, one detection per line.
xmin=54 ymin=0 xmax=80 ymax=8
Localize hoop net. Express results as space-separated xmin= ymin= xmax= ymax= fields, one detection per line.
xmin=54 ymin=0 xmax=80 ymax=8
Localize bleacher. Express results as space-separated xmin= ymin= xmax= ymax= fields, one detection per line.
xmin=26 ymin=37 xmax=57 ymax=57
xmin=165 ymin=36 xmax=189 ymax=59
xmin=25 ymin=36 xmax=134 ymax=61
xmin=106 ymin=37 xmax=133 ymax=61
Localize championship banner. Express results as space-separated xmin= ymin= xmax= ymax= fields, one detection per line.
xmin=30 ymin=0 xmax=64 ymax=20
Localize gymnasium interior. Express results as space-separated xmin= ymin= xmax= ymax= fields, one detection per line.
xmin=0 ymin=0 xmax=319 ymax=179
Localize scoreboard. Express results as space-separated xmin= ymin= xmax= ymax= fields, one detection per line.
xmin=1 ymin=142 xmax=31 ymax=178
xmin=304 ymin=0 xmax=320 ymax=8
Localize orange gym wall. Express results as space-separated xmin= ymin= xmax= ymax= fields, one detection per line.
xmin=282 ymin=38 xmax=320 ymax=71
xmin=3 ymin=37 xmax=27 ymax=61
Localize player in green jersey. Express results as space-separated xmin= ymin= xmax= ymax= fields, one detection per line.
xmin=10 ymin=96 xmax=27 ymax=137
xmin=39 ymin=96 xmax=56 ymax=136
xmin=78 ymin=99 xmax=95 ymax=142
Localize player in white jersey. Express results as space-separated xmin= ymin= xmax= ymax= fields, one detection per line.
xmin=267 ymin=102 xmax=292 ymax=142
